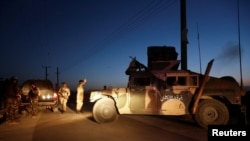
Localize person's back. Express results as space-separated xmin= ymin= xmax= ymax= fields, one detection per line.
xmin=28 ymin=84 xmax=39 ymax=99
xmin=28 ymin=82 xmax=40 ymax=117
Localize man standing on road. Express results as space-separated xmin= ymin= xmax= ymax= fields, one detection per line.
xmin=5 ymin=76 xmax=22 ymax=124
xmin=76 ymin=78 xmax=87 ymax=114
xmin=58 ymin=82 xmax=70 ymax=113
xmin=28 ymin=82 xmax=40 ymax=117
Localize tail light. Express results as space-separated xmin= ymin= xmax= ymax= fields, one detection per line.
xmin=53 ymin=93 xmax=58 ymax=99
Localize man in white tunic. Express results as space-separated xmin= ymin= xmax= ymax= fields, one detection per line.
xmin=76 ymin=78 xmax=87 ymax=113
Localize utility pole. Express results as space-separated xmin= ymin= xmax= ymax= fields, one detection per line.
xmin=42 ymin=66 xmax=50 ymax=80
xmin=56 ymin=66 xmax=60 ymax=90
xmin=180 ymin=0 xmax=188 ymax=70
xmin=237 ymin=0 xmax=243 ymax=89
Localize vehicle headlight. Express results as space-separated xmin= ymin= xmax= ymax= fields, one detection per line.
xmin=89 ymin=91 xmax=102 ymax=102
xmin=42 ymin=95 xmax=46 ymax=99
xmin=47 ymin=95 xmax=51 ymax=99
xmin=41 ymin=94 xmax=53 ymax=100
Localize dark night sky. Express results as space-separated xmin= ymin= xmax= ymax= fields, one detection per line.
xmin=1 ymin=0 xmax=249 ymax=90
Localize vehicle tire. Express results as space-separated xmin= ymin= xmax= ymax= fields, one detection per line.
xmin=195 ymin=99 xmax=229 ymax=128
xmin=93 ymin=98 xmax=118 ymax=123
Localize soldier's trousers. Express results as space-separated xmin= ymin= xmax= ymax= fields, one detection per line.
xmin=76 ymin=93 xmax=84 ymax=112
xmin=27 ymin=98 xmax=39 ymax=116
xmin=6 ymin=97 xmax=20 ymax=122
xmin=59 ymin=97 xmax=68 ymax=112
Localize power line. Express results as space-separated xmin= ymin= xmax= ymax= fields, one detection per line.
xmin=61 ymin=0 xmax=177 ymax=73
xmin=92 ymin=0 xmax=177 ymax=51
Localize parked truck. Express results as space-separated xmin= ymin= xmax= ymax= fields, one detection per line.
xmin=89 ymin=46 xmax=247 ymax=128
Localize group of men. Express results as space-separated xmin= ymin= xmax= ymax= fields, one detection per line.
xmin=58 ymin=78 xmax=87 ymax=114
xmin=3 ymin=76 xmax=40 ymax=124
xmin=2 ymin=76 xmax=88 ymax=125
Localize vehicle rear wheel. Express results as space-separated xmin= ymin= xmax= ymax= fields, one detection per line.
xmin=195 ymin=99 xmax=229 ymax=128
xmin=93 ymin=98 xmax=118 ymax=123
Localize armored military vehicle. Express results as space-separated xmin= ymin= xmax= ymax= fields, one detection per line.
xmin=89 ymin=46 xmax=246 ymax=128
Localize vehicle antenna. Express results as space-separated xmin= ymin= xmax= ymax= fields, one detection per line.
xmin=197 ymin=23 xmax=202 ymax=74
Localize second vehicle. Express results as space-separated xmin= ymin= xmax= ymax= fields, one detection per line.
xmin=20 ymin=79 xmax=59 ymax=112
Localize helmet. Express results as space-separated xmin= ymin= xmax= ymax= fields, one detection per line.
xmin=29 ymin=82 xmax=35 ymax=86
xmin=10 ymin=76 xmax=18 ymax=81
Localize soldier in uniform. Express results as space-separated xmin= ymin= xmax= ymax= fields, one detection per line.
xmin=27 ymin=82 xmax=40 ymax=117
xmin=58 ymin=82 xmax=70 ymax=113
xmin=76 ymin=78 xmax=87 ymax=113
xmin=5 ymin=76 xmax=22 ymax=124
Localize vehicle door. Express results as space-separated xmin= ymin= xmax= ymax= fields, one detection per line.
xmin=130 ymin=76 xmax=150 ymax=114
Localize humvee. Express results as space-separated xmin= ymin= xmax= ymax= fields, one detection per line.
xmin=89 ymin=46 xmax=246 ymax=128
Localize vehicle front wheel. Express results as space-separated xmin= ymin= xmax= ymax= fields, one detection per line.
xmin=195 ymin=99 xmax=229 ymax=128
xmin=93 ymin=98 xmax=118 ymax=123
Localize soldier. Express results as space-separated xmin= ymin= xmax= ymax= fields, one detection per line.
xmin=58 ymin=82 xmax=70 ymax=113
xmin=76 ymin=78 xmax=87 ymax=114
xmin=5 ymin=76 xmax=22 ymax=124
xmin=27 ymin=82 xmax=40 ymax=117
